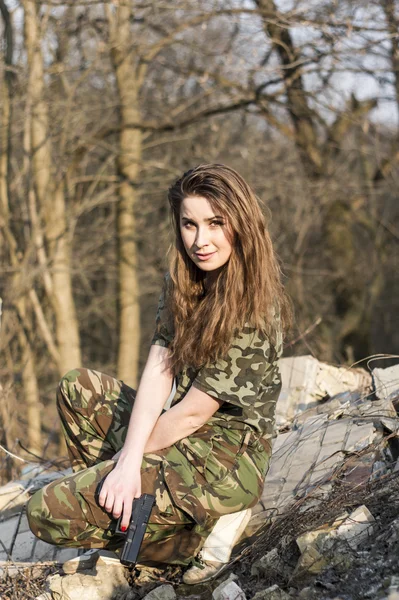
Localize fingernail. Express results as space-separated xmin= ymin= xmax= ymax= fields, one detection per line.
xmin=121 ymin=526 xmax=127 ymax=532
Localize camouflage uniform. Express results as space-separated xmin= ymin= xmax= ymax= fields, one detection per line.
xmin=27 ymin=280 xmax=282 ymax=566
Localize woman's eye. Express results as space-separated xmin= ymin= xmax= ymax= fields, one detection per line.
xmin=211 ymin=221 xmax=224 ymax=227
xmin=183 ymin=222 xmax=195 ymax=229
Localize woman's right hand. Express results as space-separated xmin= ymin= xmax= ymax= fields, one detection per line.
xmin=98 ymin=458 xmax=141 ymax=531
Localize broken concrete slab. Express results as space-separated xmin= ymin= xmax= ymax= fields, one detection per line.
xmin=389 ymin=576 xmax=399 ymax=594
xmin=252 ymin=585 xmax=290 ymax=600
xmin=373 ymin=364 xmax=399 ymax=400
xmin=251 ymin=547 xmax=293 ymax=580
xmin=335 ymin=505 xmax=374 ymax=549
xmin=246 ymin=376 xmax=396 ymax=539
xmin=12 ymin=530 xmax=39 ymax=562
xmin=295 ymin=505 xmax=374 ymax=575
xmin=213 ymin=574 xmax=246 ymax=600
xmin=143 ymin=584 xmax=176 ymax=599
xmin=277 ymin=356 xmax=320 ymax=425
xmin=277 ymin=356 xmax=371 ymax=426
xmin=47 ymin=565 xmax=130 ymax=600
xmin=294 ymin=391 xmax=397 ymax=427
xmin=248 ymin=415 xmax=382 ymax=536
xmin=344 ymin=422 xmax=377 ymax=453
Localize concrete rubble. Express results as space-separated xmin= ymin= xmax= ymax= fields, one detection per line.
xmin=249 ymin=358 xmax=398 ymax=536
xmin=294 ymin=505 xmax=374 ymax=575
xmin=141 ymin=584 xmax=176 ymax=599
xmin=213 ymin=574 xmax=246 ymax=600
xmin=0 ymin=356 xmax=398 ymax=599
xmin=276 ymin=355 xmax=372 ymax=426
xmin=251 ymin=585 xmax=291 ymax=600
xmin=373 ymin=364 xmax=399 ymax=401
xmin=46 ymin=566 xmax=131 ymax=600
xmin=251 ymin=547 xmax=292 ymax=581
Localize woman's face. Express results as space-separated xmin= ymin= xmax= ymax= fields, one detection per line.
xmin=179 ymin=195 xmax=233 ymax=272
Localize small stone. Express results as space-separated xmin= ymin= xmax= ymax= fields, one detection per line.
xmin=295 ymin=504 xmax=374 ymax=577
xmin=143 ymin=584 xmax=176 ymax=599
xmin=331 ymin=551 xmax=355 ymax=574
xmin=252 ymin=585 xmax=291 ymax=600
xmin=390 ymin=576 xmax=399 ymax=594
xmin=336 ymin=505 xmax=374 ymax=549
xmin=373 ymin=364 xmax=399 ymax=399
xmin=48 ymin=565 xmax=130 ymax=600
xmin=377 ymin=517 xmax=399 ymax=544
xmin=0 ymin=563 xmax=20 ymax=579
xmin=251 ymin=548 xmax=293 ymax=580
xmin=297 ymin=588 xmax=319 ymax=599
xmin=295 ymin=544 xmax=327 ymax=575
xmin=213 ymin=574 xmax=246 ymax=600
xmin=34 ymin=594 xmax=52 ymax=600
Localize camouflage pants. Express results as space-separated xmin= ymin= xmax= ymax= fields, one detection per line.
xmin=27 ymin=368 xmax=217 ymax=565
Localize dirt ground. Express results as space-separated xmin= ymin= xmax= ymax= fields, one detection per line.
xmin=1 ymin=472 xmax=399 ymax=600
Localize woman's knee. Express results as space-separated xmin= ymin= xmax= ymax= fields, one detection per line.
xmin=27 ymin=479 xmax=87 ymax=547
xmin=27 ymin=487 xmax=64 ymax=545
xmin=57 ymin=368 xmax=87 ymax=411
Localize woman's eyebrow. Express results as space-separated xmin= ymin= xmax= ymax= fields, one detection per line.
xmin=181 ymin=215 xmax=224 ymax=222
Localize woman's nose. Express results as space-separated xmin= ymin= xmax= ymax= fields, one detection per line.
xmin=195 ymin=227 xmax=210 ymax=248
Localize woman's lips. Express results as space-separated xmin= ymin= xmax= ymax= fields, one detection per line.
xmin=195 ymin=251 xmax=216 ymax=261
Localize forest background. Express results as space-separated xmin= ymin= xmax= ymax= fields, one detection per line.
xmin=0 ymin=0 xmax=398 ymax=484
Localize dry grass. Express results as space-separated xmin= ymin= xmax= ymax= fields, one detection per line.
xmin=0 ymin=564 xmax=59 ymax=600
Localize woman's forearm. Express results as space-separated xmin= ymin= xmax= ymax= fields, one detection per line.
xmin=144 ymin=408 xmax=197 ymax=453
xmin=145 ymin=385 xmax=223 ymax=453
xmin=118 ymin=345 xmax=173 ymax=467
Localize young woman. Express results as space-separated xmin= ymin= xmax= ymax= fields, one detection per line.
xmin=27 ymin=163 xmax=290 ymax=579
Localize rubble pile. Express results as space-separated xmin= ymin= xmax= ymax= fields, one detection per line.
xmin=0 ymin=356 xmax=398 ymax=600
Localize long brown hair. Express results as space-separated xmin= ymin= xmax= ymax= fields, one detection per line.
xmin=166 ymin=163 xmax=291 ymax=374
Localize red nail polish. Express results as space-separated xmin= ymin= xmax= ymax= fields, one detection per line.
xmin=121 ymin=525 xmax=127 ymax=532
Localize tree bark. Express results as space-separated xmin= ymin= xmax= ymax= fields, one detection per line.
xmin=0 ymin=1 xmax=42 ymax=457
xmin=23 ymin=0 xmax=81 ymax=374
xmin=0 ymin=0 xmax=13 ymax=223
xmin=106 ymin=5 xmax=143 ymax=387
xmin=17 ymin=321 xmax=42 ymax=454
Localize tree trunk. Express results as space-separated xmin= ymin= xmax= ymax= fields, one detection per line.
xmin=0 ymin=1 xmax=42 ymax=457
xmin=23 ymin=0 xmax=81 ymax=374
xmin=107 ymin=5 xmax=144 ymax=387
xmin=0 ymin=0 xmax=13 ymax=223
xmin=18 ymin=324 xmax=42 ymax=454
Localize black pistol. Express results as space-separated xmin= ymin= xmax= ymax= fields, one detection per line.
xmin=116 ymin=493 xmax=156 ymax=567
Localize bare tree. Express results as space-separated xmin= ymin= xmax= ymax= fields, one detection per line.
xmin=105 ymin=3 xmax=143 ymax=387
xmin=23 ymin=0 xmax=81 ymax=374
